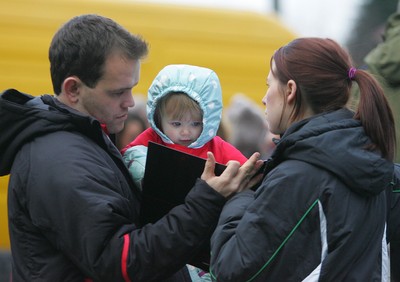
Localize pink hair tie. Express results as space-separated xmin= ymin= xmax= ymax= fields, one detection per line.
xmin=348 ymin=67 xmax=357 ymax=80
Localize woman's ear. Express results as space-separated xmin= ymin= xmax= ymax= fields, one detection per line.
xmin=62 ymin=77 xmax=81 ymax=104
xmin=286 ymin=79 xmax=297 ymax=105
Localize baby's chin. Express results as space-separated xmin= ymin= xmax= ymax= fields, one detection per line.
xmin=175 ymin=140 xmax=193 ymax=147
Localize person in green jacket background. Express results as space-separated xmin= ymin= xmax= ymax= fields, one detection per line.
xmin=363 ymin=8 xmax=400 ymax=162
xmin=362 ymin=5 xmax=400 ymax=281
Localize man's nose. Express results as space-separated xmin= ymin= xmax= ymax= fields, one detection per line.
xmin=126 ymin=94 xmax=135 ymax=108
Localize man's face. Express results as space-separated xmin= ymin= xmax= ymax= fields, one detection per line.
xmin=77 ymin=53 xmax=141 ymax=134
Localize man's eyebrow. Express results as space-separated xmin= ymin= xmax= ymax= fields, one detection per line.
xmin=109 ymin=87 xmax=132 ymax=93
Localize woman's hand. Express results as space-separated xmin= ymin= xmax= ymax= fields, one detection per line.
xmin=201 ymin=152 xmax=264 ymax=198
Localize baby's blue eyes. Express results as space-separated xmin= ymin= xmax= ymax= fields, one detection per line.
xmin=170 ymin=122 xmax=202 ymax=127
xmin=171 ymin=122 xmax=181 ymax=127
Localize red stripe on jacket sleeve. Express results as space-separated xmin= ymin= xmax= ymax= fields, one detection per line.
xmin=122 ymin=233 xmax=132 ymax=282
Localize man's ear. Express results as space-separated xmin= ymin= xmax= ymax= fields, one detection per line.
xmin=286 ymin=79 xmax=297 ymax=105
xmin=62 ymin=77 xmax=81 ymax=104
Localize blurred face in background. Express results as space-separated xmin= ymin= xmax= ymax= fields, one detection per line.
xmin=115 ymin=113 xmax=147 ymax=150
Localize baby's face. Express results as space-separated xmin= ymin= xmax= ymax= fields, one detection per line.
xmin=161 ymin=111 xmax=203 ymax=146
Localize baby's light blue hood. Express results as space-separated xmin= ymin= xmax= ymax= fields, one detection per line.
xmin=147 ymin=64 xmax=222 ymax=148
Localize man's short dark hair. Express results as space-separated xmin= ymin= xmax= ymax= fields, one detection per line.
xmin=49 ymin=14 xmax=148 ymax=94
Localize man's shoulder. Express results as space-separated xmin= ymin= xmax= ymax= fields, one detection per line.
xmin=31 ymin=130 xmax=101 ymax=156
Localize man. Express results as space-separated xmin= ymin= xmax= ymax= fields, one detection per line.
xmin=0 ymin=14 xmax=262 ymax=281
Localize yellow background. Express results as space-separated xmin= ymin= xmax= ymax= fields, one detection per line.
xmin=0 ymin=0 xmax=295 ymax=249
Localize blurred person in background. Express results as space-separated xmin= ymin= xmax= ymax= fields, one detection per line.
xmin=363 ymin=8 xmax=400 ymax=162
xmin=115 ymin=106 xmax=148 ymax=150
xmin=130 ymin=93 xmax=149 ymax=128
xmin=362 ymin=4 xmax=400 ymax=280
xmin=225 ymin=93 xmax=277 ymax=159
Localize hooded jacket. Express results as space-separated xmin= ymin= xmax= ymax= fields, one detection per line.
xmin=122 ymin=65 xmax=247 ymax=189
xmin=364 ymin=12 xmax=400 ymax=162
xmin=210 ymin=108 xmax=394 ymax=281
xmin=0 ymin=88 xmax=227 ymax=281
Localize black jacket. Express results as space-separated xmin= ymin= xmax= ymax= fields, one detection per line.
xmin=210 ymin=108 xmax=395 ymax=281
xmin=0 ymin=89 xmax=226 ymax=281
xmin=390 ymin=164 xmax=400 ymax=282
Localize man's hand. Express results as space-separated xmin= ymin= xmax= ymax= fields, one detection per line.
xmin=201 ymin=152 xmax=264 ymax=198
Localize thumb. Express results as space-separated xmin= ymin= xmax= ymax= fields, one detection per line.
xmin=201 ymin=152 xmax=216 ymax=180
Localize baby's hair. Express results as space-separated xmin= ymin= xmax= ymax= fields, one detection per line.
xmin=154 ymin=92 xmax=203 ymax=130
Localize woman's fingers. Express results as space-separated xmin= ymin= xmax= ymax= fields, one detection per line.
xmin=202 ymin=152 xmax=263 ymax=197
xmin=201 ymin=152 xmax=216 ymax=180
xmin=236 ymin=153 xmax=263 ymax=191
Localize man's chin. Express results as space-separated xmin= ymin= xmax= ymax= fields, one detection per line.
xmin=108 ymin=123 xmax=125 ymax=135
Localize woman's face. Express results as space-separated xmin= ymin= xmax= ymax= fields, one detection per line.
xmin=262 ymin=66 xmax=286 ymax=135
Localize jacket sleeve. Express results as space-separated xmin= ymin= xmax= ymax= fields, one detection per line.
xmin=209 ymin=162 xmax=321 ymax=282
xmin=123 ymin=145 xmax=148 ymax=190
xmin=126 ymin=180 xmax=226 ymax=281
xmin=210 ymin=190 xmax=254 ymax=246
xmin=209 ymin=170 xmax=288 ymax=281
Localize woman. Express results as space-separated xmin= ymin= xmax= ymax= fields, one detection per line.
xmin=209 ymin=37 xmax=396 ymax=281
